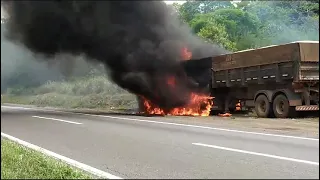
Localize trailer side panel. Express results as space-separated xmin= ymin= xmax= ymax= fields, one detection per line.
xmin=212 ymin=43 xmax=300 ymax=71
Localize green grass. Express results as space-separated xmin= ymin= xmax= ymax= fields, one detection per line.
xmin=2 ymin=76 xmax=138 ymax=110
xmin=1 ymin=138 xmax=93 ymax=179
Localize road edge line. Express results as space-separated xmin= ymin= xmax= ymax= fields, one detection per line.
xmin=1 ymin=132 xmax=122 ymax=179
xmin=32 ymin=115 xmax=83 ymax=125
xmin=192 ymin=142 xmax=319 ymax=166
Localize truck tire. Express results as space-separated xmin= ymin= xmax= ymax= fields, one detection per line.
xmin=255 ymin=94 xmax=273 ymax=118
xmin=273 ymin=94 xmax=296 ymax=118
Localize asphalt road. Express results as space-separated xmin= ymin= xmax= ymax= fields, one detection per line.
xmin=1 ymin=105 xmax=319 ymax=179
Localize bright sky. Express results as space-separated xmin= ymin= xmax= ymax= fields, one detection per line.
xmin=164 ymin=1 xmax=186 ymax=5
xmin=163 ymin=1 xmax=241 ymax=5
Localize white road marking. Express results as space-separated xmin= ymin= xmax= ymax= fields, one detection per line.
xmin=2 ymin=105 xmax=319 ymax=141
xmin=32 ymin=116 xmax=82 ymax=125
xmin=1 ymin=132 xmax=122 ymax=179
xmin=2 ymin=106 xmax=35 ymax=110
xmin=192 ymin=142 xmax=319 ymax=166
xmin=81 ymin=114 xmax=319 ymax=141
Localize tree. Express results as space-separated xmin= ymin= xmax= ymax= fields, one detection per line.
xmin=171 ymin=3 xmax=184 ymax=22
xmin=175 ymin=0 xmax=318 ymax=51
xmin=210 ymin=8 xmax=263 ymax=50
xmin=245 ymin=1 xmax=319 ymax=44
xmin=190 ymin=13 xmax=216 ymax=33
xmin=197 ymin=22 xmax=236 ymax=51
xmin=179 ymin=1 xmax=233 ymax=23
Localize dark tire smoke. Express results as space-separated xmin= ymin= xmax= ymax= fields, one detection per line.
xmin=2 ymin=1 xmax=227 ymax=109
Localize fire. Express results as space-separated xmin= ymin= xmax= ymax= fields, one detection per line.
xmin=141 ymin=93 xmax=213 ymax=116
xmin=139 ymin=46 xmax=213 ymax=117
xmin=181 ymin=47 xmax=192 ymax=60
xmin=167 ymin=76 xmax=176 ymax=86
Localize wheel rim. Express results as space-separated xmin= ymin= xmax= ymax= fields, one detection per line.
xmin=259 ymin=100 xmax=266 ymax=113
xmin=276 ymin=100 xmax=285 ymax=114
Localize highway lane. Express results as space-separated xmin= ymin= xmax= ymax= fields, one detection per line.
xmin=1 ymin=106 xmax=319 ymax=179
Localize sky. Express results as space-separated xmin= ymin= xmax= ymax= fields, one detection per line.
xmin=163 ymin=1 xmax=241 ymax=5
xmin=164 ymin=1 xmax=187 ymax=5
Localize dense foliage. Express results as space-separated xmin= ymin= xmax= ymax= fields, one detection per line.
xmin=173 ymin=0 xmax=319 ymax=51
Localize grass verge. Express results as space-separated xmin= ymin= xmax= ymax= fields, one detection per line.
xmin=1 ymin=93 xmax=137 ymax=110
xmin=1 ymin=76 xmax=137 ymax=111
xmin=1 ymin=138 xmax=93 ymax=179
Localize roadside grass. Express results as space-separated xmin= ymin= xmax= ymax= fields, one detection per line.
xmin=2 ymin=76 xmax=137 ymax=110
xmin=1 ymin=138 xmax=93 ymax=179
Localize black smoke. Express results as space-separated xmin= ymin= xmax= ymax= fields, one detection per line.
xmin=2 ymin=1 xmax=226 ymax=109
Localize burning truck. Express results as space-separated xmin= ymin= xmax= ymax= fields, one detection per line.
xmin=2 ymin=2 xmax=319 ymax=119
xmin=138 ymin=41 xmax=319 ymax=119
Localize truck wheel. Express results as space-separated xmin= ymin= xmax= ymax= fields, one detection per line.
xmin=273 ymin=94 xmax=296 ymax=118
xmin=255 ymin=95 xmax=273 ymax=118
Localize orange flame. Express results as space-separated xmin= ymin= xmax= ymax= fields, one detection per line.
xmin=181 ymin=47 xmax=192 ymax=60
xmin=139 ymin=47 xmax=213 ymax=117
xmin=141 ymin=93 xmax=213 ymax=116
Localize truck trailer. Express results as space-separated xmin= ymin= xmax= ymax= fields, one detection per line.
xmin=181 ymin=41 xmax=319 ymax=118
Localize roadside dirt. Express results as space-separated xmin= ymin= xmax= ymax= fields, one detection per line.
xmin=154 ymin=115 xmax=319 ymax=138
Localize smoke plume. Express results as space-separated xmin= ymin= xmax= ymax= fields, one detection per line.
xmin=2 ymin=1 xmax=226 ymax=109
xmin=1 ymin=22 xmax=106 ymax=93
